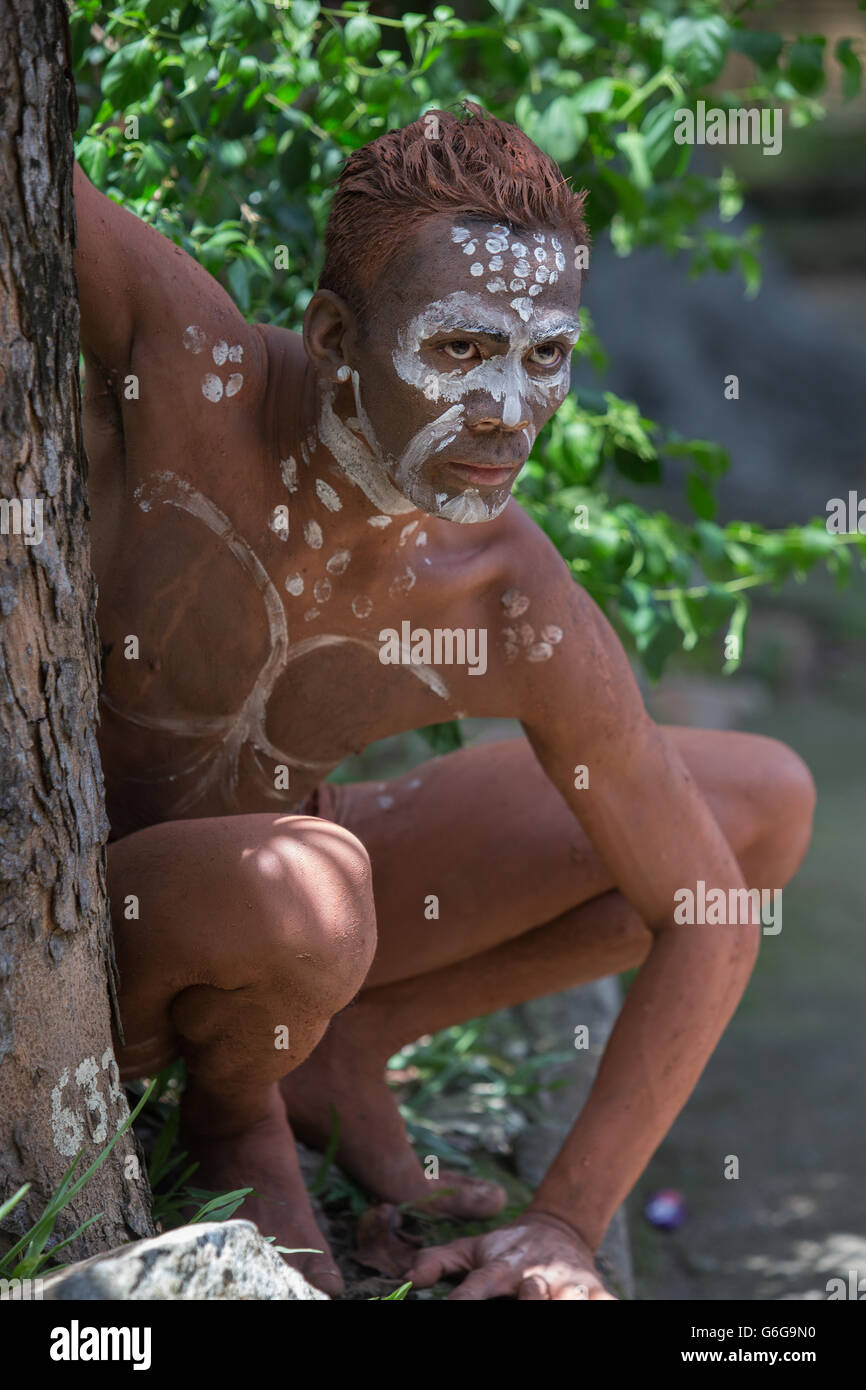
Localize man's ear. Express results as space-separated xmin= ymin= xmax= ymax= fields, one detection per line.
xmin=303 ymin=289 xmax=358 ymax=378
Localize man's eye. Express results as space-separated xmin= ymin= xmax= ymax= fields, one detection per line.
xmin=528 ymin=344 xmax=563 ymax=367
xmin=442 ymin=340 xmax=479 ymax=361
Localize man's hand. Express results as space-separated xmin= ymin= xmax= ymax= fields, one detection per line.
xmin=406 ymin=1211 xmax=616 ymax=1301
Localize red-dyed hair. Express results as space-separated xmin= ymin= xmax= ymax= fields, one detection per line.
xmin=319 ymin=102 xmax=590 ymax=320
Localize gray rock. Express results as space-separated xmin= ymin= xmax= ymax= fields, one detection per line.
xmin=40 ymin=1220 xmax=328 ymax=1301
xmin=510 ymin=980 xmax=636 ymax=1300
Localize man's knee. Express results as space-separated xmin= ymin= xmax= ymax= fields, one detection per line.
xmin=239 ymin=818 xmax=377 ymax=1008
xmin=748 ymin=736 xmax=816 ymax=881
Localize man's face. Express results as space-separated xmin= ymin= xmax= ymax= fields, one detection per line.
xmin=323 ymin=213 xmax=582 ymax=523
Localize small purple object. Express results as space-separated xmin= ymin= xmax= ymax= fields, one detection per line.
xmin=644 ymin=1188 xmax=689 ymax=1231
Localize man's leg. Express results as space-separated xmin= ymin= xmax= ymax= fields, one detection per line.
xmin=109 ymin=811 xmax=377 ymax=1296
xmin=281 ymin=729 xmax=815 ymax=1213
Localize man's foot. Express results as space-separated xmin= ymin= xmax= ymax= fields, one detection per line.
xmin=182 ymin=1094 xmax=344 ymax=1297
xmin=279 ymin=1017 xmax=507 ymax=1220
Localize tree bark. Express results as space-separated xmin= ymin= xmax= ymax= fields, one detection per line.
xmin=0 ymin=0 xmax=152 ymax=1259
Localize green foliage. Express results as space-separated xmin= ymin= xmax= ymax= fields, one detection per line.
xmin=70 ymin=0 xmax=866 ymax=687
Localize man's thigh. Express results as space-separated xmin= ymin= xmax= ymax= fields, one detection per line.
xmin=323 ymin=727 xmax=789 ymax=989
xmin=108 ymin=809 xmax=375 ymax=1073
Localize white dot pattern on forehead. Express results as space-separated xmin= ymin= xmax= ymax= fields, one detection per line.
xmin=529 ymin=284 xmax=543 ymax=297
xmin=552 ymin=236 xmax=562 ymax=251
xmin=485 ymin=235 xmax=508 ymax=254
xmin=488 ymin=255 xmax=503 ymax=271
xmin=487 ymin=277 xmax=507 ymax=293
xmin=534 ymin=246 xmax=547 ymax=262
xmin=462 ymin=241 xmax=477 ymax=255
xmin=532 ymin=231 xmax=546 ymax=244
xmin=555 ymin=251 xmax=566 ymax=272
xmin=535 ymin=265 xmax=550 ymax=283
xmin=284 ymin=574 xmax=304 ymax=596
xmin=470 ymin=262 xmax=484 ymax=276
xmin=510 ymin=297 xmax=533 ymax=321
xmin=514 ymin=259 xmax=530 ymax=277
xmin=509 ymin=279 xmax=525 ymax=292
xmin=304 ymin=520 xmax=323 ymax=549
xmin=451 ymin=227 xmax=470 ymax=243
xmin=511 ymin=242 xmax=528 ymax=258
xmin=352 ymin=595 xmax=373 ymax=619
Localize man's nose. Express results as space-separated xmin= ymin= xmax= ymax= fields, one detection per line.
xmin=468 ymin=410 xmax=531 ymax=432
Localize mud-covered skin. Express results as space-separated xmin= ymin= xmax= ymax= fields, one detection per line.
xmin=74 ymin=167 xmax=816 ymax=1297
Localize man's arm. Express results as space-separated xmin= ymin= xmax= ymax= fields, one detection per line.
xmin=73 ymin=163 xmax=265 ymax=398
xmin=412 ymin=521 xmax=761 ymax=1297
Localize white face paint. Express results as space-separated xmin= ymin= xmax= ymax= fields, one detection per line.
xmin=318 ymin=222 xmax=579 ymax=527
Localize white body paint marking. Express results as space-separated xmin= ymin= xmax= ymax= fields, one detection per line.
xmin=399 ymin=520 xmax=419 ymax=545
xmin=269 ymin=507 xmax=289 ymax=540
xmin=285 ymin=573 xmax=304 ymax=596
xmin=415 ymin=530 xmax=428 ymax=546
xmin=389 ymin=566 xmax=416 ymax=597
xmin=212 ymin=340 xmax=228 ymax=365
xmin=318 ymin=374 xmax=416 ymax=516
xmin=304 ymin=607 xmax=320 ymax=621
xmin=304 ymin=519 xmax=323 ymax=549
xmin=281 ymin=457 xmax=298 ymax=492
xmin=201 ymin=374 xmax=223 ymax=402
xmin=313 ymin=578 xmax=332 ymax=603
xmin=470 ymin=263 xmax=484 ymax=276
xmin=116 ymin=476 xmax=452 ymax=810
xmin=183 ymin=325 xmax=207 ymax=354
xmin=502 ymin=588 xmax=531 ymax=618
xmin=315 ymin=478 xmax=342 ymax=512
xmin=225 ymin=374 xmax=243 ymax=397
xmin=369 ymin=515 xmax=392 ymax=528
xmin=326 ymin=548 xmax=351 ymax=574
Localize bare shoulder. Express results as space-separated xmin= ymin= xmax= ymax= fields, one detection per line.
xmin=475 ymin=500 xmax=644 ymax=735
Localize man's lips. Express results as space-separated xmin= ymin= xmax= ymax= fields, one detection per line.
xmin=444 ymin=460 xmax=521 ymax=488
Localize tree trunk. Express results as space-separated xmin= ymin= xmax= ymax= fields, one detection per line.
xmin=0 ymin=0 xmax=152 ymax=1259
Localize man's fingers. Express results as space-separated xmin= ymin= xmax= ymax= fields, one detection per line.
xmin=407 ymin=1237 xmax=475 ymax=1288
xmin=518 ymin=1273 xmax=549 ymax=1300
xmin=447 ymin=1260 xmax=516 ymax=1301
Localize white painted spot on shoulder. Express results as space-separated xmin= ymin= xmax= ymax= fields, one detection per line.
xmin=399 ymin=520 xmax=419 ymax=546
xmin=389 ymin=566 xmax=416 ymax=597
xmin=303 ymin=607 xmax=320 ymax=622
xmin=212 ymin=340 xmax=228 ymax=365
xmin=225 ymin=373 xmax=243 ymax=397
xmin=352 ymin=595 xmax=373 ymax=619
xmin=368 ymin=515 xmax=392 ymax=528
xmin=470 ymin=262 xmax=484 ymax=276
xmin=183 ymin=325 xmax=207 ymax=354
xmin=228 ymin=344 xmax=243 ymax=362
xmin=201 ymin=374 xmax=223 ymax=402
xmin=281 ymin=457 xmax=298 ymax=492
xmin=285 ymin=574 xmax=304 ymax=596
xmin=541 ymin=624 xmax=564 ymax=644
xmin=527 ymin=641 xmax=554 ymax=661
xmin=313 ymin=577 xmax=332 ymax=603
xmin=304 ymin=520 xmax=323 ymax=549
xmin=269 ymin=507 xmax=289 ymax=540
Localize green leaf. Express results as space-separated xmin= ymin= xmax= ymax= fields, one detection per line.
xmin=835 ymin=38 xmax=862 ymax=102
xmin=686 ymin=471 xmax=717 ymax=521
xmin=419 ymin=721 xmax=463 ymax=754
xmin=489 ymin=0 xmax=524 ymax=22
xmin=520 ymin=95 xmax=588 ymax=163
xmin=787 ymin=37 xmax=826 ymax=96
xmin=572 ymin=77 xmax=615 ymax=115
xmin=101 ymin=39 xmax=158 ymax=109
xmin=615 ymin=131 xmax=652 ymax=190
xmin=663 ymin=16 xmax=730 ymax=86
xmin=344 ymin=15 xmax=381 ymax=56
xmin=730 ymin=29 xmax=783 ymax=71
